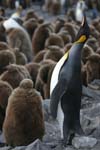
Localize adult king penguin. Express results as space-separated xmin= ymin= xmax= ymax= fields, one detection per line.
xmin=50 ymin=15 xmax=90 ymax=146
xmin=75 ymin=0 xmax=87 ymax=23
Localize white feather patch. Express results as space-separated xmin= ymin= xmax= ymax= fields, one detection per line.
xmin=50 ymin=52 xmax=68 ymax=94
xmin=3 ymin=18 xmax=22 ymax=30
xmin=57 ymin=101 xmax=64 ymax=138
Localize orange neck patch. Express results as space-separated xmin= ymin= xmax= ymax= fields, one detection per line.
xmin=75 ymin=35 xmax=86 ymax=43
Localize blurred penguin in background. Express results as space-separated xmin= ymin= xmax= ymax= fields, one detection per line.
xmin=91 ymin=0 xmax=99 ymax=19
xmin=15 ymin=0 xmax=20 ymax=9
xmin=11 ymin=5 xmax=23 ymax=19
xmin=75 ymin=0 xmax=87 ymax=23
xmin=60 ymin=0 xmax=65 ymax=12
xmin=0 ymin=7 xmax=5 ymax=17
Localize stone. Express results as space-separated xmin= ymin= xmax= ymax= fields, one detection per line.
xmin=42 ymin=99 xmax=51 ymax=121
xmin=0 ymin=147 xmax=11 ymax=150
xmin=65 ymin=146 xmax=76 ymax=150
xmin=25 ymin=139 xmax=51 ymax=150
xmin=82 ymin=85 xmax=100 ymax=103
xmin=72 ymin=136 xmax=97 ymax=149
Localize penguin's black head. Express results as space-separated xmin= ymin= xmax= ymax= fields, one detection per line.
xmin=75 ymin=15 xmax=90 ymax=43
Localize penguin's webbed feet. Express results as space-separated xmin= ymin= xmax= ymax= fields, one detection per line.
xmin=60 ymin=132 xmax=75 ymax=147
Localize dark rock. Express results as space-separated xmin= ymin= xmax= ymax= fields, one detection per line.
xmin=90 ymin=79 xmax=100 ymax=87
xmin=82 ymin=85 xmax=100 ymax=104
xmin=42 ymin=99 xmax=51 ymax=121
xmin=43 ymin=121 xmax=61 ymax=143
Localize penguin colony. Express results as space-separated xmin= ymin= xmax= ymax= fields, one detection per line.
xmin=0 ymin=1 xmax=99 ymax=147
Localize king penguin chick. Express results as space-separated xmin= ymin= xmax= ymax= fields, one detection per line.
xmin=3 ymin=79 xmax=45 ymax=147
xmin=50 ymin=15 xmax=90 ymax=146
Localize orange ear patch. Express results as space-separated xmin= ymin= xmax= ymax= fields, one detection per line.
xmin=76 ymin=35 xmax=86 ymax=43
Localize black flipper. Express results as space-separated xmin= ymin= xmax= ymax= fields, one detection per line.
xmin=50 ymin=79 xmax=67 ymax=119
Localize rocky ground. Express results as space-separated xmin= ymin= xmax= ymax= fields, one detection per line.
xmin=0 ymin=3 xmax=100 ymax=150
xmin=0 ymin=79 xmax=100 ymax=150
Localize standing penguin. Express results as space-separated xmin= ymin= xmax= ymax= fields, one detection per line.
xmin=50 ymin=15 xmax=90 ymax=146
xmin=75 ymin=0 xmax=87 ymax=23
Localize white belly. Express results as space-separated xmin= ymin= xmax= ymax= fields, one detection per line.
xmin=50 ymin=57 xmax=65 ymax=138
xmin=57 ymin=101 xmax=64 ymax=138
xmin=75 ymin=9 xmax=84 ymax=22
xmin=50 ymin=53 xmax=68 ymax=94
xmin=3 ymin=18 xmax=23 ymax=30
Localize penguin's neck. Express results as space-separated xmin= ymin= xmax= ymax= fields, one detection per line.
xmin=68 ymin=43 xmax=83 ymax=67
xmin=69 ymin=43 xmax=83 ymax=61
xmin=63 ymin=42 xmax=84 ymax=78
xmin=63 ymin=43 xmax=83 ymax=84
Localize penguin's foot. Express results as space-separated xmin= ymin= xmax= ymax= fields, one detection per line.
xmin=60 ymin=139 xmax=68 ymax=147
xmin=76 ymin=126 xmax=85 ymax=136
xmin=67 ymin=132 xmax=75 ymax=145
xmin=60 ymin=133 xmax=75 ymax=147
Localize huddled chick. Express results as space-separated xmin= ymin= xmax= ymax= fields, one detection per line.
xmin=0 ymin=49 xmax=16 ymax=74
xmin=12 ymin=48 xmax=28 ymax=65
xmin=25 ymin=62 xmax=40 ymax=84
xmin=45 ymin=33 xmax=64 ymax=48
xmin=35 ymin=59 xmax=56 ymax=99
xmin=43 ymin=45 xmax=64 ymax=62
xmin=0 ymin=80 xmax=13 ymax=130
xmin=0 ymin=64 xmax=31 ymax=89
xmin=0 ymin=42 xmax=9 ymax=50
xmin=43 ymin=0 xmax=65 ymax=15
xmin=3 ymin=79 xmax=45 ymax=146
xmin=54 ymin=18 xmax=65 ymax=33
xmin=23 ymin=9 xmax=43 ymax=23
xmin=81 ymin=44 xmax=94 ymax=64
xmin=23 ymin=18 xmax=39 ymax=40
xmin=85 ymin=54 xmax=100 ymax=84
xmin=60 ymin=22 xmax=77 ymax=42
xmin=32 ymin=23 xmax=53 ymax=56
xmin=33 ymin=50 xmax=47 ymax=63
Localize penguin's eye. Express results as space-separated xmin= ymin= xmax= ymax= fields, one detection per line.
xmin=76 ymin=35 xmax=86 ymax=43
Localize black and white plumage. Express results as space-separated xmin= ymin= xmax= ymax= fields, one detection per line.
xmin=75 ymin=0 xmax=87 ymax=23
xmin=50 ymin=15 xmax=90 ymax=145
